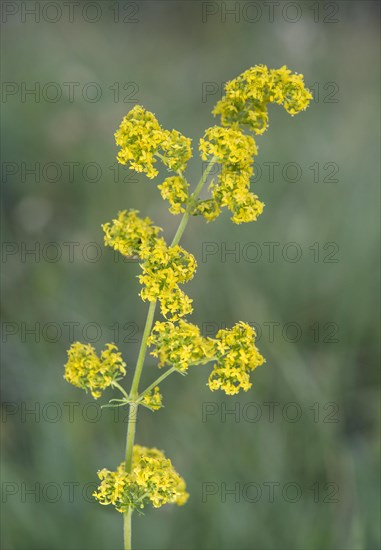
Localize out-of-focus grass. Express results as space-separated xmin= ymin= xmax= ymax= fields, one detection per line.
xmin=1 ymin=2 xmax=380 ymax=549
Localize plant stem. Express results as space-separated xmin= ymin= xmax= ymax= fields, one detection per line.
xmin=122 ymin=155 xmax=217 ymax=550
xmin=171 ymin=156 xmax=217 ymax=247
xmin=112 ymin=381 xmax=129 ymax=400
xmin=124 ymin=506 xmax=132 ymax=550
xmin=136 ymin=367 xmax=177 ymax=403
xmin=129 ymin=301 xmax=157 ymax=401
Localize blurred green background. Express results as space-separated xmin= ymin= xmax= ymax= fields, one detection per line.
xmin=1 ymin=1 xmax=380 ymax=549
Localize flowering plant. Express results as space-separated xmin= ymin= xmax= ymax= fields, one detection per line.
xmin=64 ymin=65 xmax=312 ymax=549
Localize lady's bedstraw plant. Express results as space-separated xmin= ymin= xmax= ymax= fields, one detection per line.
xmin=64 ymin=65 xmax=312 ymax=549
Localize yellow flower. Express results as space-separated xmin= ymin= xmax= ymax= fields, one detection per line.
xmin=208 ymin=322 xmax=265 ymax=395
xmin=158 ymin=176 xmax=190 ymax=215
xmin=115 ymin=105 xmax=192 ymax=178
xmin=93 ymin=445 xmax=189 ymax=512
xmin=148 ymin=319 xmax=265 ymax=394
xmin=198 ymin=126 xmax=263 ymax=224
xmin=102 ymin=209 xmax=162 ymax=259
xmin=148 ymin=320 xmax=216 ymax=372
xmin=192 ymin=198 xmax=221 ymax=222
xmin=102 ymin=209 xmax=196 ymax=320
xmin=193 ymin=65 xmax=312 ymax=224
xmin=213 ymin=65 xmax=312 ymax=133
xmin=215 ymin=184 xmax=264 ymax=224
xmin=200 ymin=126 xmax=258 ymax=165
xmin=115 ymin=105 xmax=163 ymax=178
xmin=160 ymin=130 xmax=192 ymax=173
xmin=139 ymin=243 xmax=196 ymax=320
xmin=142 ymin=387 xmax=163 ymax=411
xmin=64 ymin=342 xmax=126 ymax=399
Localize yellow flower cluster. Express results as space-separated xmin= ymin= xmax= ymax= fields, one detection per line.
xmin=213 ymin=65 xmax=312 ymax=133
xmin=139 ymin=241 xmax=196 ymax=320
xmin=200 ymin=125 xmax=258 ymax=164
xmin=142 ymin=387 xmax=163 ymax=411
xmin=115 ymin=105 xmax=192 ymax=178
xmin=209 ymin=322 xmax=265 ymax=395
xmin=102 ymin=209 xmax=161 ymax=259
xmin=158 ymin=176 xmax=190 ymax=215
xmin=102 ymin=210 xmax=196 ymax=319
xmin=192 ymin=198 xmax=221 ymax=222
xmin=195 ymin=65 xmax=311 ymax=224
xmin=160 ymin=130 xmax=192 ymax=173
xmin=93 ymin=445 xmax=188 ymax=512
xmin=199 ymin=126 xmax=264 ymax=223
xmin=148 ymin=320 xmax=265 ymax=394
xmin=64 ymin=342 xmax=126 ymax=399
xmin=147 ymin=320 xmax=216 ymax=372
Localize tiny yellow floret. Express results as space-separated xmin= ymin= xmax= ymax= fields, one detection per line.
xmin=142 ymin=386 xmax=163 ymax=411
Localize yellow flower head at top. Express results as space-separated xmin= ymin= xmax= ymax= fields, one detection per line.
xmin=115 ymin=105 xmax=192 ymax=178
xmin=64 ymin=342 xmax=126 ymax=399
xmin=209 ymin=322 xmax=265 ymax=395
xmin=93 ymin=445 xmax=189 ymax=512
xmin=213 ymin=65 xmax=312 ymax=134
xmin=194 ymin=65 xmax=312 ymax=224
xmin=147 ymin=320 xmax=216 ymax=373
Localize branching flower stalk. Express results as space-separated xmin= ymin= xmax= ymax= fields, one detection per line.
xmin=63 ymin=65 xmax=312 ymax=550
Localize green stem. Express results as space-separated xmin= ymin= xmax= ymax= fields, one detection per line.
xmin=136 ymin=367 xmax=177 ymax=403
xmin=123 ymin=401 xmax=138 ymax=549
xmin=124 ymin=506 xmax=132 ymax=550
xmin=171 ymin=156 xmax=217 ymax=247
xmin=192 ymin=156 xmax=218 ymax=202
xmin=125 ymin=405 xmax=137 ymax=468
xmin=129 ymin=301 xmax=157 ymax=401
xmin=122 ymin=155 xmax=217 ymax=550
xmin=171 ymin=210 xmax=190 ymax=247
xmin=112 ymin=381 xmax=129 ymax=400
